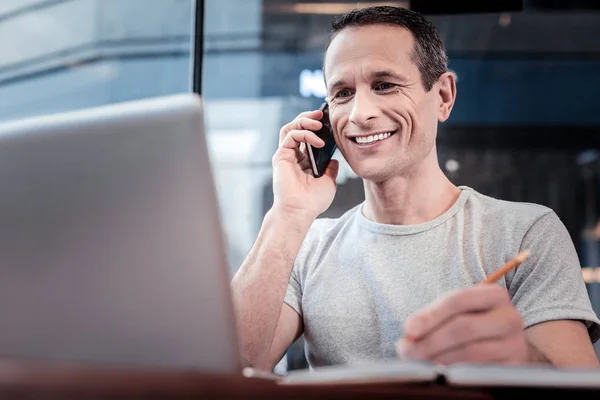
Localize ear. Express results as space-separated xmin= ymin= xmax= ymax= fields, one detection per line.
xmin=436 ymin=71 xmax=457 ymax=123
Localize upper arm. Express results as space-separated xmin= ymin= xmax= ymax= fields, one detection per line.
xmin=266 ymin=303 xmax=303 ymax=371
xmin=508 ymin=211 xmax=600 ymax=363
xmin=525 ymin=320 xmax=599 ymax=368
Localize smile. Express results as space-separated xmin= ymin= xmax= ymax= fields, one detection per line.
xmin=351 ymin=131 xmax=397 ymax=145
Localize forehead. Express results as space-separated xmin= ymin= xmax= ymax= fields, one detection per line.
xmin=324 ymin=25 xmax=417 ymax=83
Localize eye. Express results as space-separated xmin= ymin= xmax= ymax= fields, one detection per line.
xmin=374 ymin=82 xmax=396 ymax=91
xmin=334 ymin=88 xmax=353 ymax=98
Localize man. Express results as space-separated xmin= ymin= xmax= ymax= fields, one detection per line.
xmin=231 ymin=6 xmax=600 ymax=371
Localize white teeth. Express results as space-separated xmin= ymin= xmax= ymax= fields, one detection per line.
xmin=355 ymin=132 xmax=392 ymax=144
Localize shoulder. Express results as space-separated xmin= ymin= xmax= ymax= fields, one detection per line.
xmin=461 ymin=186 xmax=556 ymax=236
xmin=292 ymin=204 xmax=361 ymax=273
xmin=303 ymin=204 xmax=361 ymax=246
xmin=463 ymin=186 xmax=552 ymax=220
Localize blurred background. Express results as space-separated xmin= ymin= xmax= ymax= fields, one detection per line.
xmin=1 ymin=0 xmax=600 ymax=367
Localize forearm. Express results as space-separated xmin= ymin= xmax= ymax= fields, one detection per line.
xmin=231 ymin=206 xmax=315 ymax=368
xmin=525 ymin=320 xmax=600 ymax=368
xmin=526 ymin=341 xmax=553 ymax=365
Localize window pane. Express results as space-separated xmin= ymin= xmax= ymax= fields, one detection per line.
xmin=0 ymin=0 xmax=194 ymax=123
xmin=203 ymin=1 xmax=600 ymax=366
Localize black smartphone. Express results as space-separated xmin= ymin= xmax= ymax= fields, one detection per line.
xmin=306 ymin=102 xmax=337 ymax=178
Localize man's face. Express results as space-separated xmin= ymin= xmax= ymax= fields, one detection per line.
xmin=324 ymin=25 xmax=449 ymax=181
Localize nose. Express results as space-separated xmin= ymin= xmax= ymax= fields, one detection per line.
xmin=348 ymin=92 xmax=379 ymax=126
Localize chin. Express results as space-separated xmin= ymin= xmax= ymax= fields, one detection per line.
xmin=350 ymin=162 xmax=395 ymax=183
xmin=351 ymin=157 xmax=419 ymax=182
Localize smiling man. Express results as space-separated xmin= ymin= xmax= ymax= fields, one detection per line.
xmin=231 ymin=6 xmax=600 ymax=371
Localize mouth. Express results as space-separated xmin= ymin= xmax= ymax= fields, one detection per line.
xmin=350 ymin=130 xmax=397 ymax=146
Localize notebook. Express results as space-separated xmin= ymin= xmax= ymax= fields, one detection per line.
xmin=244 ymin=359 xmax=600 ymax=389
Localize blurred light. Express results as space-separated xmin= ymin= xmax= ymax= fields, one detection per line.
xmin=206 ymin=130 xmax=260 ymax=163
xmin=299 ymin=69 xmax=327 ymax=98
xmin=294 ymin=2 xmax=407 ymax=14
xmin=67 ymin=63 xmax=120 ymax=80
xmin=445 ymin=159 xmax=460 ymax=173
xmin=499 ymin=13 xmax=512 ymax=27
xmin=577 ymin=150 xmax=598 ymax=165
xmin=449 ymin=69 xmax=458 ymax=82
xmin=266 ymin=2 xmax=408 ymax=15
xmin=582 ymin=268 xmax=600 ymax=284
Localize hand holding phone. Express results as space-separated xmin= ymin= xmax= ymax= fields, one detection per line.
xmin=305 ymin=102 xmax=337 ymax=178
xmin=272 ymin=104 xmax=339 ymax=218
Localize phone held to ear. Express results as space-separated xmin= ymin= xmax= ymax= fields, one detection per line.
xmin=306 ymin=102 xmax=337 ymax=178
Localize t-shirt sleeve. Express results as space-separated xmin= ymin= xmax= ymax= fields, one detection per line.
xmin=508 ymin=210 xmax=600 ymax=343
xmin=284 ymin=264 xmax=303 ymax=316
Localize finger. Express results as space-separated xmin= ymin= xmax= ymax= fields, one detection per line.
xmin=295 ymin=146 xmax=310 ymax=170
xmin=398 ymin=305 xmax=523 ymax=360
xmin=295 ymin=109 xmax=323 ymax=120
xmin=431 ymin=335 xmax=525 ymax=366
xmin=404 ymin=285 xmax=510 ymax=340
xmin=295 ymin=144 xmax=307 ymax=161
xmin=322 ymin=159 xmax=339 ymax=181
xmin=273 ymin=131 xmax=324 ymax=167
xmin=280 ymin=130 xmax=324 ymax=150
xmin=272 ymin=146 xmax=299 ymax=166
xmin=279 ymin=114 xmax=323 ymax=143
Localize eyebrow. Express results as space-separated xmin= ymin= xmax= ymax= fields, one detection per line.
xmin=328 ymin=70 xmax=408 ymax=93
xmin=370 ymin=70 xmax=408 ymax=82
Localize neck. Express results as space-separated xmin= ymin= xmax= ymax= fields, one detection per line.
xmin=362 ymin=148 xmax=461 ymax=225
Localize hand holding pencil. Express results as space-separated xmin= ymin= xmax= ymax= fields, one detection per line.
xmin=396 ymin=250 xmax=531 ymax=366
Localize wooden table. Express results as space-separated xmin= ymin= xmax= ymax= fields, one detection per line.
xmin=0 ymin=360 xmax=598 ymax=399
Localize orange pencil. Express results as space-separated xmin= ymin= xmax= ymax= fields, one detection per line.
xmin=483 ymin=249 xmax=530 ymax=284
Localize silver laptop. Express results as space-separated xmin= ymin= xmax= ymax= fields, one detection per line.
xmin=0 ymin=93 xmax=241 ymax=372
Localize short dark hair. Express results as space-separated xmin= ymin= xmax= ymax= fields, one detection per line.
xmin=326 ymin=6 xmax=448 ymax=91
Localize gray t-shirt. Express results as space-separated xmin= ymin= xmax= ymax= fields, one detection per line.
xmin=284 ymin=186 xmax=600 ymax=368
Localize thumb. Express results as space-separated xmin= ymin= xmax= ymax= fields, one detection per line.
xmin=323 ymin=159 xmax=339 ymax=181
